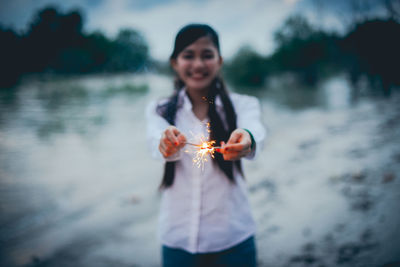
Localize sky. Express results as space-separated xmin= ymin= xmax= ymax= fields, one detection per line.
xmin=0 ymin=0 xmax=388 ymax=61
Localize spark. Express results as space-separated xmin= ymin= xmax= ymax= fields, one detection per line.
xmin=184 ymin=122 xmax=220 ymax=170
xmin=192 ymin=139 xmax=217 ymax=170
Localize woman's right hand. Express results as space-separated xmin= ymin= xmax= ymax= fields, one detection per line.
xmin=159 ymin=126 xmax=187 ymax=158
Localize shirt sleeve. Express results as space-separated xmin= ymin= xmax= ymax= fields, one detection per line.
xmin=233 ymin=94 xmax=267 ymax=160
xmin=145 ymin=100 xmax=182 ymax=162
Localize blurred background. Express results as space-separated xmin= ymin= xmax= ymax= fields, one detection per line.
xmin=0 ymin=0 xmax=399 ymax=266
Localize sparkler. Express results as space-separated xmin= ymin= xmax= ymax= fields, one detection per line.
xmin=191 ymin=140 xmax=218 ymax=169
xmin=185 ymin=142 xmax=221 ymax=150
xmin=184 ymin=122 xmax=221 ymax=170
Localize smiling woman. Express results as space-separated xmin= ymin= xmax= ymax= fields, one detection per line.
xmin=146 ymin=24 xmax=266 ymax=267
xmin=170 ymin=36 xmax=223 ymax=94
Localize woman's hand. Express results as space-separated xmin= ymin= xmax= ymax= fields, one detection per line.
xmin=218 ymin=129 xmax=252 ymax=161
xmin=159 ymin=126 xmax=187 ymax=158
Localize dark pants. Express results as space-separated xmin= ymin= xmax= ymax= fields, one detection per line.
xmin=162 ymin=236 xmax=257 ymax=267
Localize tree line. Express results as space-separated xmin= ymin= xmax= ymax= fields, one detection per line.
xmin=225 ymin=14 xmax=400 ymax=95
xmin=0 ymin=6 xmax=150 ymax=88
xmin=1 ymin=4 xmax=399 ymax=95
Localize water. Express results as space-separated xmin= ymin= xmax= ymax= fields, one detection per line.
xmin=0 ymin=73 xmax=399 ymax=266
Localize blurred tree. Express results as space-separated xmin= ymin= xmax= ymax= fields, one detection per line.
xmin=341 ymin=19 xmax=400 ymax=95
xmin=107 ymin=29 xmax=149 ymax=72
xmin=272 ymin=15 xmax=339 ymax=85
xmin=224 ymin=12 xmax=399 ymax=94
xmin=23 ymin=6 xmax=84 ymax=73
xmin=224 ymin=45 xmax=266 ymax=87
xmin=310 ymin=0 xmax=400 ymax=32
xmin=274 ymin=15 xmax=316 ymax=47
xmin=0 ymin=27 xmax=22 ymax=88
xmin=385 ymin=0 xmax=400 ymax=21
xmin=0 ymin=5 xmax=151 ymax=88
xmin=83 ymin=31 xmax=113 ymax=72
xmin=225 ymin=15 xmax=341 ymax=88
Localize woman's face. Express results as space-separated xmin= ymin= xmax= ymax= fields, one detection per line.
xmin=171 ymin=36 xmax=223 ymax=93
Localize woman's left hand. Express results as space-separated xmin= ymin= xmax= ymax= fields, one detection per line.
xmin=217 ymin=129 xmax=252 ymax=161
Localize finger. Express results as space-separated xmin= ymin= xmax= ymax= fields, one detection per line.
xmin=160 ymin=132 xmax=177 ymax=153
xmin=159 ymin=140 xmax=169 ymax=155
xmin=223 ymin=151 xmax=240 ymax=161
xmin=170 ymin=126 xmax=181 ymax=136
xmin=227 ymin=131 xmax=242 ymax=144
xmin=165 ymin=129 xmax=179 ymax=146
xmin=159 ymin=142 xmax=170 ymax=157
xmin=217 ymin=141 xmax=226 ymax=153
xmin=158 ymin=142 xmax=165 ymax=155
xmin=177 ymin=133 xmax=187 ymax=148
xmin=169 ymin=126 xmax=184 ymax=143
xmin=223 ymin=143 xmax=244 ymax=152
xmin=222 ymin=145 xmax=251 ymax=159
xmin=221 ymin=141 xmax=239 ymax=153
xmin=161 ymin=133 xmax=174 ymax=149
xmin=160 ymin=142 xmax=178 ymax=157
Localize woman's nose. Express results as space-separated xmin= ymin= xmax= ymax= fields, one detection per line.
xmin=192 ymin=57 xmax=205 ymax=68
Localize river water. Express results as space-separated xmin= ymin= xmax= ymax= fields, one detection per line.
xmin=0 ymin=73 xmax=399 ymax=267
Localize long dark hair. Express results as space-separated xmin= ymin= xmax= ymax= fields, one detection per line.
xmin=156 ymin=24 xmax=242 ymax=189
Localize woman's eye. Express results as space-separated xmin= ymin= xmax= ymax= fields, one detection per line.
xmin=182 ymin=54 xmax=193 ymax=59
xmin=203 ymin=54 xmax=214 ymax=59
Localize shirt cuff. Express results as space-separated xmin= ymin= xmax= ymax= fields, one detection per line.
xmin=163 ymin=150 xmax=182 ymax=162
xmin=243 ymin=128 xmax=256 ymax=160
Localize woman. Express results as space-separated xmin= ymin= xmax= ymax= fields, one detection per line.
xmin=146 ymin=23 xmax=266 ymax=267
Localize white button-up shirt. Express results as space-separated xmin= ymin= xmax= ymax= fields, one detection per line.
xmin=146 ymin=89 xmax=266 ymax=253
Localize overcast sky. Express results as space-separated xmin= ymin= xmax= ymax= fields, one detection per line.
xmin=0 ymin=0 xmax=387 ymax=61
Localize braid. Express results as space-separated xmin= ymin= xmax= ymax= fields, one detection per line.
xmin=208 ymin=77 xmax=243 ymax=182
xmin=156 ymin=83 xmax=182 ymax=190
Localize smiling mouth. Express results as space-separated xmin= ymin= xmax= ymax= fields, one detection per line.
xmin=187 ymin=71 xmax=208 ymax=79
xmin=188 ymin=72 xmax=209 ymax=79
